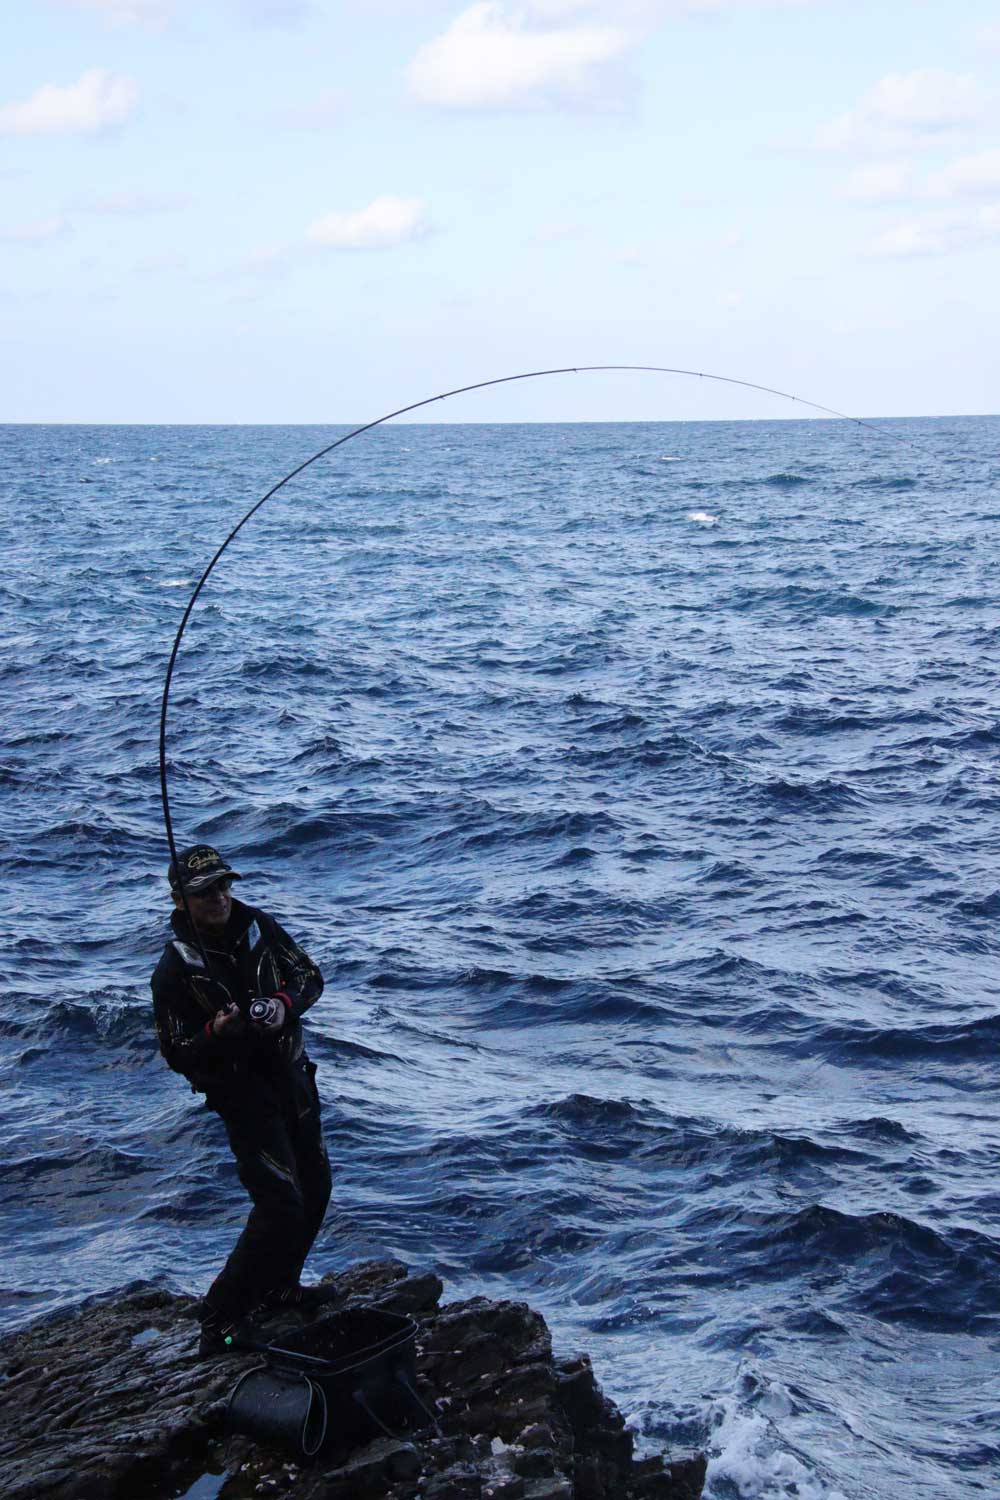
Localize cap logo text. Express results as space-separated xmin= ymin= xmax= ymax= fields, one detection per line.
xmin=188 ymin=851 xmax=219 ymax=871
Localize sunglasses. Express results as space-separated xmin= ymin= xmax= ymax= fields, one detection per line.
xmin=189 ymin=879 xmax=232 ymax=898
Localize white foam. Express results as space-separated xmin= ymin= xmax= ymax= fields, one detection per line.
xmin=705 ymin=1390 xmax=849 ymax=1500
xmin=687 ymin=510 xmax=719 ymax=526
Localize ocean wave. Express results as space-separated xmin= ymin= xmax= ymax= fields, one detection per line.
xmin=459 ymin=808 xmax=621 ymax=851
xmin=732 ymin=583 xmax=896 ymax=617
xmin=697 ymin=1201 xmax=1000 ymax=1313
xmin=238 ymin=651 xmax=339 ymax=681
xmin=851 ymin=474 xmax=918 ymax=490
xmin=0 ymin=999 xmax=153 ymax=1048
xmin=226 ymin=807 xmax=410 ymax=857
xmin=705 ymin=1373 xmax=851 ymax=1500
xmin=545 ymin=844 xmax=597 ymax=867
xmin=815 ymin=1012 xmax=1000 ymax=1064
xmin=528 ymin=1092 xmax=642 ymax=1125
xmin=954 ymin=889 xmax=1000 ymax=918
xmin=0 ymin=1144 xmax=153 ymax=1196
xmin=434 ymin=968 xmax=667 ymax=1024
xmin=756 ymin=776 xmax=865 ymax=814
xmin=835 ymin=1115 xmax=915 ymax=1143
xmin=943 ymin=722 xmax=1000 ymax=749
xmin=812 ymin=845 xmax=947 ymax=887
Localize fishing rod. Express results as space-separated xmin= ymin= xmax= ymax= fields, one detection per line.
xmin=158 ymin=360 xmax=905 ymax=956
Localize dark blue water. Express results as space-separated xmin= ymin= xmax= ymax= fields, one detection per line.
xmin=3 ymin=417 xmax=1000 ymax=1500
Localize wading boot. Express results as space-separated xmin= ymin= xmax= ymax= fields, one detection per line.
xmin=260 ymin=1280 xmax=340 ymax=1315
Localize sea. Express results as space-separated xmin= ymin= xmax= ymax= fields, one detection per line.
xmin=2 ymin=414 xmax=1000 ymax=1500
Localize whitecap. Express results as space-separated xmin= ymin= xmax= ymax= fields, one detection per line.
xmin=707 ymin=1394 xmax=849 ymax=1500
xmin=687 ymin=510 xmax=719 ymax=526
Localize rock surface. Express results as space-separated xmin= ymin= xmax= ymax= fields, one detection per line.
xmin=0 ymin=1260 xmax=705 ymax=1500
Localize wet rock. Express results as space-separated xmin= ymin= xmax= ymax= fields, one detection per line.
xmin=522 ymin=1480 xmax=573 ymax=1500
xmin=0 ymin=1261 xmax=704 ymax=1499
xmin=482 ymin=1471 xmax=525 ymax=1499
xmin=423 ymin=1462 xmax=484 ymax=1499
xmin=372 ymin=1270 xmax=444 ymax=1317
xmin=512 ymin=1446 xmax=557 ymax=1478
xmin=517 ymin=1423 xmax=558 ymax=1450
xmin=657 ymin=1453 xmax=708 ymax=1500
xmin=320 ymin=1436 xmax=422 ymax=1496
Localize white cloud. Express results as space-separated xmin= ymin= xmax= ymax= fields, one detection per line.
xmin=56 ymin=0 xmax=171 ymax=23
xmin=819 ymin=70 xmax=984 ymax=154
xmin=81 ymin=188 xmax=191 ymax=213
xmin=678 ymin=0 xmax=807 ymax=6
xmin=928 ymin=148 xmax=1000 ymax=197
xmin=307 ymin=196 xmax=429 ymax=249
xmin=837 ymin=147 xmax=1000 ymax=210
xmin=234 ymin=0 xmax=311 ymax=23
xmin=406 ymin=0 xmax=812 ymax=112
xmin=972 ymin=21 xmax=1000 ymax=52
xmin=0 ymin=215 xmax=69 ymax=243
xmin=406 ymin=2 xmax=633 ymax=111
xmin=55 ymin=0 xmax=310 ymax=22
xmin=524 ymin=0 xmax=809 ymax=16
xmin=866 ymin=216 xmax=952 ymax=257
xmin=0 ymin=70 xmax=140 ymax=138
xmin=838 ymin=161 xmax=913 ymax=203
xmin=866 ymin=205 xmax=1000 ymax=258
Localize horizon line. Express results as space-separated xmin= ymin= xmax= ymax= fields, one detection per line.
xmin=2 ymin=412 xmax=995 ymax=428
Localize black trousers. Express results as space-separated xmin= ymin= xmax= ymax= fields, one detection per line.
xmin=205 ymin=1056 xmax=332 ymax=1323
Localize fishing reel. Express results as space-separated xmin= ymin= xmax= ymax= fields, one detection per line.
xmin=249 ymin=996 xmax=284 ymax=1031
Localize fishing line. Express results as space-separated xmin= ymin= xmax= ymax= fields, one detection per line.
xmin=158 ymin=361 xmax=907 ymax=957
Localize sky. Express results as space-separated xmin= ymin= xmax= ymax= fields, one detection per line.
xmin=2 ymin=0 xmax=999 ymax=423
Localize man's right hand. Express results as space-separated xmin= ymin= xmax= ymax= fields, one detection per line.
xmin=211 ymin=1002 xmax=245 ymax=1037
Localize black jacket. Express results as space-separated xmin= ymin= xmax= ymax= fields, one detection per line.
xmin=151 ymin=897 xmax=323 ymax=1104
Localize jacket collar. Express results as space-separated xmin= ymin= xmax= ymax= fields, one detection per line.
xmin=170 ymin=895 xmax=257 ymax=954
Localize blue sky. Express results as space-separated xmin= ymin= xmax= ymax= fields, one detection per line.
xmin=3 ymin=0 xmax=999 ymax=422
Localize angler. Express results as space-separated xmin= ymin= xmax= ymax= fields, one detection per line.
xmin=151 ymin=843 xmax=336 ymax=1357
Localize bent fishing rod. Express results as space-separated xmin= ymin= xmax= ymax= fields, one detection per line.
xmin=158 ymin=360 xmax=903 ymax=960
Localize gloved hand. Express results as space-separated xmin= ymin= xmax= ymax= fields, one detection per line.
xmin=211 ymin=1002 xmax=245 ymax=1038
xmin=249 ymin=995 xmax=287 ymax=1034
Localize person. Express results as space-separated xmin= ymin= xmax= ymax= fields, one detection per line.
xmin=151 ymin=843 xmax=334 ymax=1355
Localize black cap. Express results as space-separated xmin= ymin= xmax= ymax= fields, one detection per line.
xmin=168 ymin=844 xmax=242 ymax=895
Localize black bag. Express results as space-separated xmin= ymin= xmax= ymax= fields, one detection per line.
xmin=226 ymin=1308 xmax=436 ymax=1459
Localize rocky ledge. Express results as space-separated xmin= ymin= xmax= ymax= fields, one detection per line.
xmin=0 ymin=1260 xmax=705 ymax=1500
